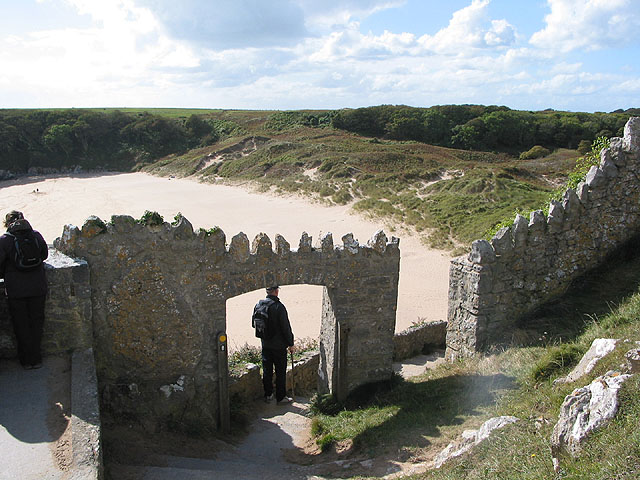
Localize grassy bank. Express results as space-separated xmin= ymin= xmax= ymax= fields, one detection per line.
xmin=309 ymin=247 xmax=640 ymax=479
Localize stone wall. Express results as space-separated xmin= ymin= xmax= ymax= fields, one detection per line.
xmin=0 ymin=249 xmax=92 ymax=358
xmin=447 ymin=117 xmax=640 ymax=360
xmin=230 ymin=350 xmax=320 ymax=401
xmin=393 ymin=320 xmax=447 ymax=360
xmin=54 ymin=218 xmax=400 ymax=432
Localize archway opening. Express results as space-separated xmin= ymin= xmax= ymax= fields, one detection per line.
xmin=225 ymin=284 xmax=325 ymax=353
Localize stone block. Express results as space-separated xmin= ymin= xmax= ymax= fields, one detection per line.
xmin=298 ymin=232 xmax=312 ymax=253
xmin=491 ymin=227 xmax=513 ymax=256
xmin=229 ymin=232 xmax=250 ymax=262
xmin=511 ymin=214 xmax=528 ymax=249
xmin=468 ymin=240 xmax=496 ymax=264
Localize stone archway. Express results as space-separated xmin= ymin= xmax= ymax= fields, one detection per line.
xmin=55 ymin=217 xmax=400 ymax=432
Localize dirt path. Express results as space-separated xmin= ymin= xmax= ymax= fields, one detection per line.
xmin=105 ymin=353 xmax=445 ymax=479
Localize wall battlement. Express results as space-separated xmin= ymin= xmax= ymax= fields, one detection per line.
xmin=447 ymin=116 xmax=640 ymax=360
xmin=53 ymin=219 xmax=400 ymax=431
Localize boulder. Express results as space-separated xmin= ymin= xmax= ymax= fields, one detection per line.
xmin=554 ymin=338 xmax=618 ymax=385
xmin=551 ymin=371 xmax=632 ymax=472
xmin=433 ymin=416 xmax=518 ymax=469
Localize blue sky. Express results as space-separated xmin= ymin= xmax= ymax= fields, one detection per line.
xmin=1 ymin=0 xmax=639 ymax=112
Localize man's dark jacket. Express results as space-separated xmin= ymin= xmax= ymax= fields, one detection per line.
xmin=0 ymin=219 xmax=48 ymax=298
xmin=262 ymin=294 xmax=294 ymax=350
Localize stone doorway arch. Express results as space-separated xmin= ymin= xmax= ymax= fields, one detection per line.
xmin=55 ymin=216 xmax=400 ymax=432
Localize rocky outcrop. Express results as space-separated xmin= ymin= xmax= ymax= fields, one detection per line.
xmin=433 ymin=416 xmax=519 ymax=469
xmin=551 ymin=371 xmax=631 ymax=472
xmin=625 ymin=346 xmax=640 ymax=373
xmin=447 ymin=117 xmax=640 ymax=360
xmin=554 ymin=338 xmax=619 ymax=385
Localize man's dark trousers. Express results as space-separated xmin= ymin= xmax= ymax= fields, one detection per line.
xmin=8 ymin=295 xmax=46 ymax=366
xmin=262 ymin=347 xmax=288 ymax=401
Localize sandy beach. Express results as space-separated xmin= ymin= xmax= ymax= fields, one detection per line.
xmin=0 ymin=173 xmax=451 ymax=351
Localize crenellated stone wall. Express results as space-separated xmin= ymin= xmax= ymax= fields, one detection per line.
xmin=447 ymin=117 xmax=640 ymax=360
xmin=53 ymin=218 xmax=400 ymax=432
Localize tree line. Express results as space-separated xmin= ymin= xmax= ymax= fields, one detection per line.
xmin=0 ymin=106 xmax=638 ymax=175
xmin=0 ymin=109 xmax=220 ymax=174
xmin=331 ymin=105 xmax=637 ymax=153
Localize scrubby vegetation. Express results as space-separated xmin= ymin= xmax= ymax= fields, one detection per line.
xmin=0 ymin=106 xmax=635 ymax=249
xmin=309 ymin=243 xmax=640 ymax=479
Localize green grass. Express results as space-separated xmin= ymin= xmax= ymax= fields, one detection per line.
xmin=308 ymin=245 xmax=640 ymax=479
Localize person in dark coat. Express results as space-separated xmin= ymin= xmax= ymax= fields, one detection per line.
xmin=0 ymin=211 xmax=48 ymax=369
xmin=259 ymin=286 xmax=294 ymax=404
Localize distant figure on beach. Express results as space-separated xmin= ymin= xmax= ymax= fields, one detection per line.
xmin=0 ymin=210 xmax=48 ymax=369
xmin=253 ymin=286 xmax=294 ymax=404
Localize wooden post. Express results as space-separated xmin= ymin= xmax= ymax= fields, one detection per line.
xmin=217 ymin=331 xmax=230 ymax=433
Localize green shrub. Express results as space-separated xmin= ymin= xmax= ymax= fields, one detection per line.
xmin=332 ymin=189 xmax=352 ymax=204
xmin=519 ymin=145 xmax=550 ymax=160
xmin=138 ymin=210 xmax=164 ymax=226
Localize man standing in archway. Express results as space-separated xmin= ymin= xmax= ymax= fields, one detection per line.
xmin=255 ymin=286 xmax=294 ymax=404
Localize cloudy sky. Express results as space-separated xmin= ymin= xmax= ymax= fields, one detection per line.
xmin=1 ymin=0 xmax=639 ymax=112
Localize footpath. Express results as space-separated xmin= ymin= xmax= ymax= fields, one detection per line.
xmin=107 ymin=351 xmax=445 ymax=480
xmin=0 ymin=355 xmax=72 ymax=480
xmin=0 ymin=349 xmax=101 ymax=480
xmin=1 ymin=351 xmax=444 ymax=480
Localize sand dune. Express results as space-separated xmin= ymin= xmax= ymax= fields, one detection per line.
xmin=0 ymin=173 xmax=451 ymax=350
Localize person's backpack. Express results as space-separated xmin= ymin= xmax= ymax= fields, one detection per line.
xmin=252 ymin=298 xmax=276 ymax=339
xmin=6 ymin=230 xmax=43 ymax=271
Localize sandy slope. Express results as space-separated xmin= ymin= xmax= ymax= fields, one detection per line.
xmin=0 ymin=173 xmax=451 ymax=350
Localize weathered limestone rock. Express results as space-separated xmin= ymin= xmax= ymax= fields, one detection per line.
xmin=274 ymin=234 xmax=290 ymax=257
xmin=393 ymin=320 xmax=447 ymax=360
xmin=511 ymin=214 xmax=528 ymax=249
xmin=298 ymin=232 xmax=312 ymax=253
xmin=320 ymin=232 xmax=334 ymax=253
xmin=625 ymin=348 xmax=640 ymax=373
xmin=623 ymin=116 xmax=640 ymax=152
xmin=491 ymin=227 xmax=513 ymax=256
xmin=468 ymin=239 xmax=495 ymax=264
xmin=368 ymin=229 xmax=388 ymax=253
xmin=433 ymin=416 xmax=518 ymax=469
xmin=229 ymin=232 xmax=250 ymax=262
xmin=342 ymin=232 xmax=359 ymax=254
xmin=172 ymin=215 xmax=193 ymax=240
xmin=551 ymin=371 xmax=631 ymax=472
xmin=81 ymin=216 xmax=107 ymax=238
xmin=251 ymin=232 xmax=272 ymax=256
xmin=554 ymin=338 xmax=619 ymax=385
xmin=585 ymin=165 xmax=605 ymax=188
xmin=547 ymin=201 xmax=564 ymax=233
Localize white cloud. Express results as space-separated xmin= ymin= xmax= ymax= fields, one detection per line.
xmin=297 ymin=0 xmax=405 ymax=30
xmin=2 ymin=0 xmax=639 ymax=111
xmin=418 ymin=0 xmax=516 ymax=54
xmin=530 ymin=0 xmax=640 ymax=53
xmin=137 ymin=0 xmax=309 ymax=49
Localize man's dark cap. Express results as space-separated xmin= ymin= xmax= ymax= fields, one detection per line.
xmin=266 ymin=285 xmax=279 ymax=292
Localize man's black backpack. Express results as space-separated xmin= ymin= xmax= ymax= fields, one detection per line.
xmin=7 ymin=230 xmax=43 ymax=271
xmin=252 ymin=298 xmax=276 ymax=339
